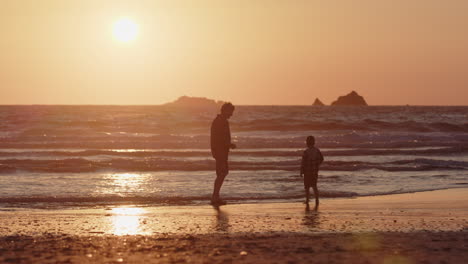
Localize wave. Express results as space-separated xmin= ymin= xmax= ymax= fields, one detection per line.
xmin=322 ymin=159 xmax=468 ymax=171
xmin=3 ymin=123 xmax=468 ymax=141
xmin=1 ymin=136 xmax=467 ymax=150
xmin=5 ymin=124 xmax=468 ymax=140
xmin=0 ymin=145 xmax=466 ymax=159
xmin=0 ymin=157 xmax=466 ymax=173
xmin=0 ymin=149 xmax=212 ymax=158
xmin=0 ymin=191 xmax=359 ymax=205
xmin=234 ymin=119 xmax=468 ymax=133
xmin=391 ymin=158 xmax=468 ymax=167
xmin=324 ymin=146 xmax=468 ymax=156
xmin=2 ymin=187 xmax=466 ymax=206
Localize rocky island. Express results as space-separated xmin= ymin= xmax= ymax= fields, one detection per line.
xmin=161 ymin=96 xmax=224 ymax=109
xmin=331 ymin=91 xmax=368 ymax=106
xmin=312 ymin=98 xmax=325 ymax=106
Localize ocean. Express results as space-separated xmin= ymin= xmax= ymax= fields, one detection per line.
xmin=0 ymin=105 xmax=467 ymax=208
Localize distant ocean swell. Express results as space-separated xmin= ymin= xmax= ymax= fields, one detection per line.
xmin=0 ymin=146 xmax=467 ymax=158
xmin=2 ymin=122 xmax=468 ymax=148
xmin=233 ymin=120 xmax=468 ymax=133
xmin=1 ymin=134 xmax=467 ymax=149
xmin=2 ymin=117 xmax=468 ymax=134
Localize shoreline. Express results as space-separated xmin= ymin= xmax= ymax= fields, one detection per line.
xmin=1 ymin=186 xmax=466 ymax=210
xmin=1 ymin=188 xmax=467 ymax=236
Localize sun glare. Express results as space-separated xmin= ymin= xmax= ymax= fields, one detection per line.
xmin=111 ymin=207 xmax=149 ymax=235
xmin=113 ymin=18 xmax=139 ymax=43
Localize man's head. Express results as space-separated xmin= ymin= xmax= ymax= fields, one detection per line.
xmin=306 ymin=136 xmax=315 ymax=148
xmin=220 ymin=102 xmax=235 ymax=119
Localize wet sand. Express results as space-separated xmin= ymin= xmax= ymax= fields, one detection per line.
xmin=1 ymin=188 xmax=467 ymax=263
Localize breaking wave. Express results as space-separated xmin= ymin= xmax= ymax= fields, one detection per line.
xmin=0 ymin=191 xmax=359 ymax=204
xmin=0 ymin=157 xmax=466 ymax=173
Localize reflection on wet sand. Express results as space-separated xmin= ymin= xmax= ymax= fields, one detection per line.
xmin=302 ymin=205 xmax=320 ymax=231
xmin=111 ymin=207 xmax=150 ymax=235
xmin=213 ymin=206 xmax=229 ymax=232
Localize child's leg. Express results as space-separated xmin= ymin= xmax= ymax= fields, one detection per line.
xmin=305 ymin=186 xmax=310 ymax=204
xmin=312 ymin=183 xmax=319 ymax=207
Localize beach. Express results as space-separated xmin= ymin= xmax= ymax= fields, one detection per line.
xmin=1 ymin=188 xmax=467 ymax=263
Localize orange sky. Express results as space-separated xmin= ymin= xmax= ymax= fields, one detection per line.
xmin=1 ymin=0 xmax=467 ymax=105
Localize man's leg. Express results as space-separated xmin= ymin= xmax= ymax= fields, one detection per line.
xmin=212 ymin=158 xmax=228 ymax=202
xmin=212 ymin=172 xmax=227 ymax=201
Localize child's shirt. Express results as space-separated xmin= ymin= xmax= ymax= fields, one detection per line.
xmin=301 ymin=147 xmax=324 ymax=175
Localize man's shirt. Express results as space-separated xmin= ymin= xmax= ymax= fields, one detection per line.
xmin=211 ymin=115 xmax=231 ymax=159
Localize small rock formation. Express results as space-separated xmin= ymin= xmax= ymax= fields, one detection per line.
xmin=312 ymin=98 xmax=325 ymax=106
xmin=331 ymin=91 xmax=368 ymax=106
xmin=162 ymin=96 xmax=224 ymax=109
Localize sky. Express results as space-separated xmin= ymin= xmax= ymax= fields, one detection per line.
xmin=1 ymin=0 xmax=467 ymax=105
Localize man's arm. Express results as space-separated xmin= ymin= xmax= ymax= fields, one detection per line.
xmin=210 ymin=119 xmax=219 ymax=148
xmin=226 ymin=120 xmax=236 ymax=149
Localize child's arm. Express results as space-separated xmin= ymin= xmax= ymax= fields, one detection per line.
xmin=300 ymin=151 xmax=307 ymax=177
xmin=318 ymin=149 xmax=324 ymax=165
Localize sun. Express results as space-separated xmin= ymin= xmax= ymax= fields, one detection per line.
xmin=113 ymin=18 xmax=139 ymax=43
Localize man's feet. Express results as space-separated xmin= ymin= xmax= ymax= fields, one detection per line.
xmin=211 ymin=198 xmax=227 ymax=206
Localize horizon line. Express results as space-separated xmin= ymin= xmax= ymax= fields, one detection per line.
xmin=0 ymin=104 xmax=466 ymax=107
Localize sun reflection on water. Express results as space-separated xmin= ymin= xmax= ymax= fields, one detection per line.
xmin=112 ymin=173 xmax=141 ymax=187
xmin=113 ymin=149 xmax=140 ymax=153
xmin=111 ymin=207 xmax=150 ymax=235
xmin=99 ymin=173 xmax=150 ymax=195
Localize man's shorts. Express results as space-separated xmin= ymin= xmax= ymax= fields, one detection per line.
xmin=303 ymin=173 xmax=318 ymax=188
xmin=215 ymin=156 xmax=229 ymax=177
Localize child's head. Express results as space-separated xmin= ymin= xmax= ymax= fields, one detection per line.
xmin=306 ymin=136 xmax=315 ymax=148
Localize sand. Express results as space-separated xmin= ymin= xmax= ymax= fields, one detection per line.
xmin=1 ymin=188 xmax=467 ymax=263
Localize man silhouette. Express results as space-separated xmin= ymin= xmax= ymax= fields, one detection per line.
xmin=210 ymin=102 xmax=236 ymax=205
